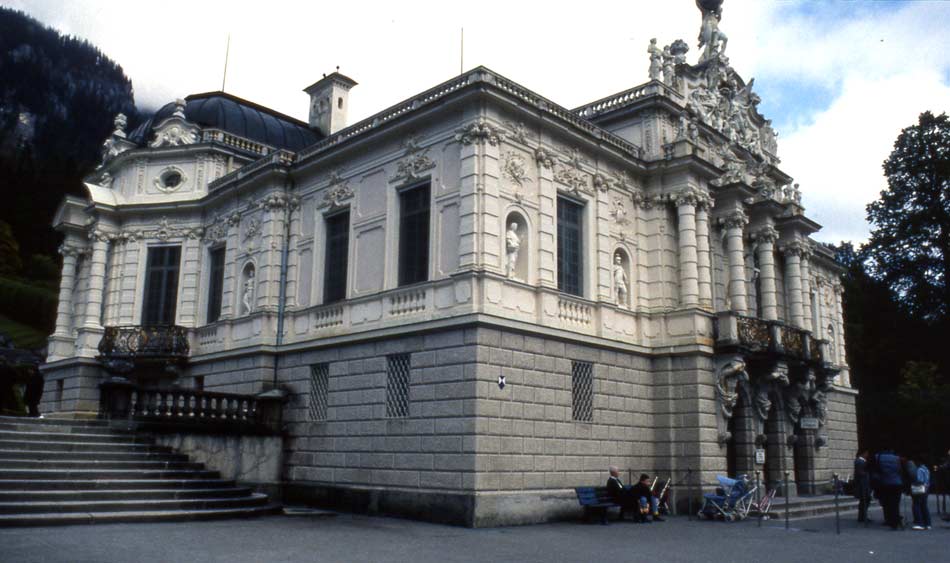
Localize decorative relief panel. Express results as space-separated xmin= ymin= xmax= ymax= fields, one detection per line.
xmin=318 ymin=170 xmax=354 ymax=211
xmin=390 ymin=135 xmax=435 ymax=184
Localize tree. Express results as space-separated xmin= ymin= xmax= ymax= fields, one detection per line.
xmin=865 ymin=112 xmax=950 ymax=328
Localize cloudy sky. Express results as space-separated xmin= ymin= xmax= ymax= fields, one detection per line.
xmin=6 ymin=0 xmax=950 ymax=244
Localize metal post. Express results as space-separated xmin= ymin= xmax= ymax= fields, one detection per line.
xmin=833 ymin=473 xmax=841 ymax=535
xmin=687 ymin=468 xmax=693 ymax=521
xmin=784 ymin=471 xmax=790 ymax=530
xmin=757 ymin=471 xmax=763 ymax=528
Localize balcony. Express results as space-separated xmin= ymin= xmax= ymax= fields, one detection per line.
xmin=97 ymin=325 xmax=190 ymax=374
xmin=714 ymin=312 xmax=825 ymax=366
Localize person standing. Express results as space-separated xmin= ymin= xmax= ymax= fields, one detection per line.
xmin=854 ymin=449 xmax=872 ymax=523
xmin=911 ymin=458 xmax=932 ymax=531
xmin=23 ymin=365 xmax=44 ymax=418
xmin=873 ymin=449 xmax=904 ymax=529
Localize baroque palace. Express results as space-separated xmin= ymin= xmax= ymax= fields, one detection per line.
xmin=42 ymin=1 xmax=855 ymax=525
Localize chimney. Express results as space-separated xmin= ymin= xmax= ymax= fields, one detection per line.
xmin=303 ymin=71 xmax=358 ymax=136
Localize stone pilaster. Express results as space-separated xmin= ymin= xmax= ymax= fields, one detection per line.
xmin=82 ymin=230 xmax=110 ymax=329
xmin=833 ymin=282 xmax=850 ymax=386
xmin=780 ymin=240 xmax=806 ymax=328
xmin=695 ymin=195 xmax=713 ymax=309
xmin=535 ymin=147 xmax=557 ymax=288
xmin=285 ymin=197 xmax=301 ymax=309
xmin=722 ymin=210 xmax=749 ymax=315
xmin=53 ymin=244 xmax=81 ymax=337
xmin=754 ymin=226 xmax=780 ymax=321
xmin=674 ymin=189 xmax=700 ymax=307
xmin=220 ymin=213 xmax=241 ymax=320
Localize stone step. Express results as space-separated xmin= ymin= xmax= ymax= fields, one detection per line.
xmin=0 ymin=449 xmax=189 ymax=462
xmin=0 ymin=478 xmax=236 ymax=491
xmin=0 ymin=439 xmax=173 ymax=453
xmin=0 ymin=416 xmax=109 ymax=428
xmin=751 ymin=495 xmax=860 ymax=520
xmin=0 ymin=503 xmax=283 ymax=527
xmin=0 ymin=421 xmax=133 ymax=435
xmin=0 ymin=487 xmax=255 ymax=503
xmin=0 ymin=493 xmax=270 ymax=514
xmin=0 ymin=468 xmax=220 ymax=481
xmin=0 ymin=459 xmax=204 ymax=471
xmin=0 ymin=430 xmax=153 ymax=444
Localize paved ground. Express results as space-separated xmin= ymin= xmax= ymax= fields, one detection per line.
xmin=2 ymin=502 xmax=948 ymax=563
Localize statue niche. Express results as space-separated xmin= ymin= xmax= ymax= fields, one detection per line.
xmin=612 ymin=249 xmax=632 ymax=308
xmin=241 ymin=263 xmax=256 ymax=315
xmin=503 ymin=211 xmax=529 ymax=282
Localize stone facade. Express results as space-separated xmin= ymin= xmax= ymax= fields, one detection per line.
xmin=42 ymin=3 xmax=857 ymax=526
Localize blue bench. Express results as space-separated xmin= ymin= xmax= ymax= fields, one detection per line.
xmin=575 ymin=486 xmax=625 ymax=524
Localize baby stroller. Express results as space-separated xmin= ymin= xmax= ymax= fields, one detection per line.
xmin=698 ymin=474 xmax=757 ymax=521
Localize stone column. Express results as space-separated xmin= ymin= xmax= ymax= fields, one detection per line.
xmin=83 ymin=230 xmax=110 ymax=329
xmin=674 ymin=189 xmax=700 ymax=307
xmin=53 ymin=244 xmax=81 ymax=337
xmin=833 ymin=282 xmax=849 ymax=381
xmin=754 ymin=226 xmax=780 ymax=321
xmin=284 ymin=197 xmax=301 ymax=309
xmin=722 ymin=210 xmax=749 ymax=315
xmin=800 ymin=246 xmax=813 ymax=331
xmin=695 ymin=194 xmax=713 ymax=308
xmin=781 ymin=240 xmax=806 ymax=328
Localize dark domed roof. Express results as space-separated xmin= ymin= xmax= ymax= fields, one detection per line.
xmin=129 ymin=92 xmax=322 ymax=152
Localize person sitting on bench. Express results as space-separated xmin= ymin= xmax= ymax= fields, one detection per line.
xmin=631 ymin=473 xmax=664 ymax=522
xmin=606 ymin=466 xmax=638 ymax=519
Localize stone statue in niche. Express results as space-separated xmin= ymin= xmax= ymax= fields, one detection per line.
xmin=242 ymin=270 xmax=255 ymax=315
xmin=613 ymin=253 xmax=628 ymax=307
xmin=505 ymin=222 xmax=521 ymax=279
xmin=647 ymin=38 xmax=663 ymax=81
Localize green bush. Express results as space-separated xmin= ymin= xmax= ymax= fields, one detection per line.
xmin=0 ymin=277 xmax=57 ymax=333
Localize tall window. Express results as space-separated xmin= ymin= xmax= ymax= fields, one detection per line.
xmin=386 ymin=354 xmax=411 ymax=418
xmin=206 ymin=246 xmax=226 ymax=323
xmin=572 ymin=360 xmax=593 ymax=422
xmin=323 ymin=210 xmax=350 ymax=303
xmin=557 ymin=197 xmax=583 ymax=296
xmin=142 ymin=246 xmax=181 ymax=325
xmin=398 ymin=183 xmax=430 ymax=286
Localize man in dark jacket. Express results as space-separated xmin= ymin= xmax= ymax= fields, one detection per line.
xmin=874 ymin=449 xmax=904 ymax=529
xmin=606 ymin=466 xmax=636 ymax=520
xmin=854 ymin=449 xmax=872 ymax=522
xmin=23 ymin=366 xmax=44 ymax=418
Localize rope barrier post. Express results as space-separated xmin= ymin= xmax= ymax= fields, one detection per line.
xmin=834 ymin=473 xmax=841 ymax=535
xmin=757 ymin=471 xmax=763 ymax=528
xmin=687 ymin=468 xmax=693 ymax=522
xmin=784 ymin=471 xmax=790 ymax=530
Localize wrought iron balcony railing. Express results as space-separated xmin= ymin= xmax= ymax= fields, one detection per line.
xmin=715 ymin=313 xmax=827 ymax=366
xmin=97 ymin=325 xmax=190 ymax=364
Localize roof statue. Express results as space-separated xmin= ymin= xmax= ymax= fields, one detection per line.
xmin=696 ymin=0 xmax=728 ymax=64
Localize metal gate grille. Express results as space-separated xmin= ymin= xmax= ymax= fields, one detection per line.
xmin=309 ymin=363 xmax=329 ymax=421
xmin=572 ymin=360 xmax=593 ymax=422
xmin=386 ymin=354 xmax=411 ymax=418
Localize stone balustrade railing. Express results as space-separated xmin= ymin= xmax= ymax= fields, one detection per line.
xmin=557 ymin=295 xmax=593 ymax=326
xmin=572 ymin=83 xmax=653 ymax=120
xmin=202 ymin=129 xmax=272 ymax=157
xmin=208 ymin=149 xmax=297 ymax=193
xmin=99 ymin=380 xmax=286 ymax=435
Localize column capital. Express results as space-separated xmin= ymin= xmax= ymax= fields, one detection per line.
xmin=753 ymin=225 xmax=780 ymax=245
xmin=88 ymin=228 xmax=113 ymax=244
xmin=720 ymin=210 xmax=749 ymax=230
xmin=779 ymin=239 xmax=809 ymax=258
xmin=672 ymin=186 xmax=711 ymax=209
xmin=58 ymin=243 xmax=85 ymax=258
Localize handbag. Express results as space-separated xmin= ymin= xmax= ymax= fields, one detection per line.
xmin=911 ymin=483 xmax=926 ymax=495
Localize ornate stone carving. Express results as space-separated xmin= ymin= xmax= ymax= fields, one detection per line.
xmin=753 ymin=225 xmax=779 ymax=244
xmin=504 ymin=121 xmax=530 ymax=145
xmin=150 ymin=123 xmax=198 ymax=148
xmin=455 ymin=119 xmax=505 ymax=146
xmin=672 ymin=186 xmax=711 ymax=209
xmin=58 ymin=244 xmax=85 ymax=258
xmin=391 ymin=135 xmax=436 ymax=184
xmin=241 ymin=217 xmax=261 ymax=247
xmin=670 ymin=39 xmax=689 ymax=64
xmin=613 ymin=252 xmax=628 ymax=307
xmin=720 ymin=210 xmax=748 ymax=230
xmin=100 ymin=113 xmax=130 ymax=165
xmin=318 ymin=170 xmax=354 ymax=210
xmin=611 ymin=197 xmax=630 ymax=225
xmin=147 ymin=217 xmax=203 ymax=242
xmin=501 ymin=152 xmax=532 ymax=188
xmin=204 ymin=217 xmax=229 ymax=243
xmin=260 ymin=192 xmax=299 ymax=213
xmin=554 ymin=149 xmax=591 ymax=196
xmin=675 ymin=114 xmax=700 ymax=142
xmin=534 ymin=146 xmax=557 ymax=169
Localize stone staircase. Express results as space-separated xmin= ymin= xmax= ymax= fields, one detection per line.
xmin=0 ymin=416 xmax=281 ymax=526
xmin=752 ymin=494 xmax=860 ymax=520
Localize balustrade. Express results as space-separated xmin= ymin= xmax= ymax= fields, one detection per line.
xmin=558 ymin=296 xmax=593 ymax=325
